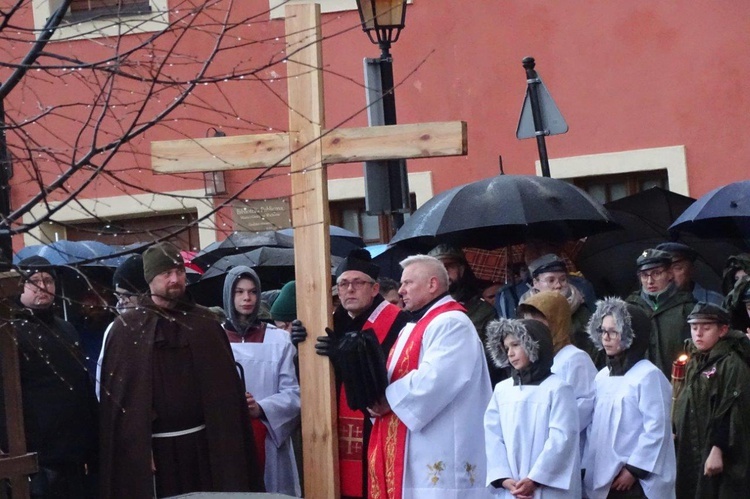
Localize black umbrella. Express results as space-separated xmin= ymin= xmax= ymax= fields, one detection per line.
xmin=277 ymin=225 xmax=365 ymax=257
xmin=389 ymin=174 xmax=616 ymax=250
xmin=189 ymin=247 xmax=342 ymax=308
xmin=191 ymin=231 xmax=295 ymax=269
xmin=669 ymin=180 xmax=750 ymax=242
xmin=576 ymin=187 xmax=746 ymax=298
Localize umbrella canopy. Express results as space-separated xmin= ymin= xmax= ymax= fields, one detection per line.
xmin=389 ymin=174 xmax=616 ymax=250
xmin=277 ymin=225 xmax=365 ymax=257
xmin=576 ymin=187 xmax=746 ymax=298
xmin=669 ymin=180 xmax=750 ymax=241
xmin=14 ymin=240 xmax=118 ymax=266
xmin=189 ymin=246 xmax=342 ymax=308
xmin=192 ymin=231 xmax=295 ymax=269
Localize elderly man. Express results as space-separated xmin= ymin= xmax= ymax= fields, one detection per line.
xmin=626 ymin=248 xmax=695 ymax=377
xmin=0 ymin=256 xmax=98 ymax=498
xmin=519 ymin=253 xmax=595 ymax=360
xmin=367 ymin=255 xmax=492 ymax=498
xmin=99 ymin=242 xmax=263 ymax=498
xmin=312 ymin=249 xmax=409 ymax=498
xmin=656 ymin=242 xmax=723 ymax=305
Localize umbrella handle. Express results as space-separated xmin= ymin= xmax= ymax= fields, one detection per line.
xmin=235 ymin=361 xmax=246 ymax=387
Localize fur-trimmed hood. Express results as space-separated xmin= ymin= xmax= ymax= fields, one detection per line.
xmin=486 ymin=318 xmax=554 ymax=385
xmin=587 ymin=297 xmax=651 ymax=372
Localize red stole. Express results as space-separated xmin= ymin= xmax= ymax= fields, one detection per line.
xmin=339 ymin=301 xmax=402 ymax=497
xmin=367 ymin=300 xmax=466 ymax=499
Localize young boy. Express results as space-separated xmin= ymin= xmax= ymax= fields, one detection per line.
xmin=583 ymin=297 xmax=676 ymax=499
xmin=484 ymin=318 xmax=581 ymax=498
xmin=673 ymin=302 xmax=750 ymax=498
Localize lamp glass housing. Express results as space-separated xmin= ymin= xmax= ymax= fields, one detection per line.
xmin=356 ymin=0 xmax=407 ymax=47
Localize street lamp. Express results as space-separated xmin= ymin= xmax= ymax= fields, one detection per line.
xmin=355 ymin=0 xmax=408 ymax=56
xmin=355 ymin=0 xmax=410 ymax=236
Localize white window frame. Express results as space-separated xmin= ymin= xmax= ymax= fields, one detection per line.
xmin=23 ymin=189 xmax=216 ymax=248
xmin=268 ymin=0 xmax=412 ymax=20
xmin=327 ymin=170 xmax=432 ymax=208
xmin=32 ymin=0 xmax=169 ymax=41
xmin=537 ymin=145 xmax=689 ymax=196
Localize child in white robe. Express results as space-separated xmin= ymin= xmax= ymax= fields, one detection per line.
xmin=582 ymin=297 xmax=676 ymax=499
xmin=484 ymin=318 xmax=581 ymax=498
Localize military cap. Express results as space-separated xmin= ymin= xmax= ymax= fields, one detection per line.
xmin=655 ymin=242 xmax=698 ymax=263
xmin=427 ymin=244 xmax=468 ymax=265
xmin=687 ymin=301 xmax=731 ymax=324
xmin=528 ymin=253 xmax=567 ymax=278
xmin=636 ymin=248 xmax=673 ymax=272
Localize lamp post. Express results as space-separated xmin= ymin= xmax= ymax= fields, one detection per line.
xmin=356 ymin=0 xmax=410 ymax=237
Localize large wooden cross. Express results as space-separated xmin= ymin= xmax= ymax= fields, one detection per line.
xmin=151 ymin=3 xmax=467 ymax=497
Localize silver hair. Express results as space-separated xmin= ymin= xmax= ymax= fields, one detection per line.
xmin=400 ymin=254 xmax=450 ymax=291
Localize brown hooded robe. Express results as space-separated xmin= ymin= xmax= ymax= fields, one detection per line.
xmin=99 ymin=295 xmax=263 ymax=498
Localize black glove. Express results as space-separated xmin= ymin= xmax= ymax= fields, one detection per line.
xmin=315 ymin=327 xmax=338 ymax=358
xmin=290 ymin=319 xmax=307 ymax=347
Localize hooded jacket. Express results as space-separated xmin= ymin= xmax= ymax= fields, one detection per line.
xmin=223 ymin=266 xmax=265 ymax=342
xmin=486 ymin=318 xmax=554 ymax=386
xmin=517 ymin=291 xmax=571 ymax=355
xmin=626 ymin=284 xmax=695 ymax=378
xmin=587 ymin=297 xmax=652 ymax=376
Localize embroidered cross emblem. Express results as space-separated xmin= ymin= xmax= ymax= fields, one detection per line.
xmin=338 ymin=420 xmax=363 ymax=460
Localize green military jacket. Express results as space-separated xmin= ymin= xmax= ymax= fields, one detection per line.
xmin=626 ymin=287 xmax=695 ymax=378
xmin=673 ymin=331 xmax=750 ymax=499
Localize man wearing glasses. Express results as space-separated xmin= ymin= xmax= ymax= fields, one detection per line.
xmin=0 ymin=256 xmax=98 ymax=498
xmin=313 ymin=249 xmax=409 ymax=499
xmin=626 ymin=248 xmax=696 ymax=377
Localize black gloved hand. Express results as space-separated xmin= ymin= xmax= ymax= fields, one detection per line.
xmin=290 ymin=319 xmax=307 ymax=347
xmin=315 ymin=327 xmax=338 ymax=358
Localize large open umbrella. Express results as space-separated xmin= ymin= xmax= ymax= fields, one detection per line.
xmin=576 ymin=187 xmax=746 ymax=297
xmin=669 ymin=180 xmax=750 ymax=242
xmin=277 ymin=225 xmax=365 ymax=257
xmin=14 ymin=240 xmax=119 ymax=266
xmin=389 ymin=174 xmax=616 ymax=250
xmin=191 ymin=231 xmax=295 ymax=269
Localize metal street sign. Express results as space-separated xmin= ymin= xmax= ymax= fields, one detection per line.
xmin=516 ymin=74 xmax=568 ymax=139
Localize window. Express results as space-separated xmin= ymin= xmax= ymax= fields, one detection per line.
xmin=539 ymin=145 xmax=689 ymax=197
xmin=67 ymin=0 xmax=152 ymax=23
xmin=330 ymin=195 xmax=415 ymax=244
xmin=573 ymin=170 xmax=668 ymax=204
xmin=31 ymin=0 xmax=169 ymax=41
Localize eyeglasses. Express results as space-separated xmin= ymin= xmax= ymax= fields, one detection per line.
xmin=27 ymin=277 xmax=54 ymax=288
xmin=336 ymin=279 xmax=375 ymax=291
xmin=638 ymin=268 xmax=666 ymax=281
xmin=596 ymin=327 xmax=620 ymax=340
xmin=536 ymin=275 xmax=568 ymax=286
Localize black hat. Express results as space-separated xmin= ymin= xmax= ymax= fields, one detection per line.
xmin=142 ymin=242 xmax=184 ymax=283
xmin=113 ymin=255 xmax=149 ymax=293
xmin=335 ymin=249 xmax=379 ymax=280
xmin=528 ymin=253 xmax=567 ymax=278
xmin=17 ymin=256 xmax=56 ymax=280
xmin=636 ymin=248 xmax=672 ymax=272
xmin=656 ymin=242 xmax=698 ymax=263
xmin=687 ymin=302 xmax=731 ymax=325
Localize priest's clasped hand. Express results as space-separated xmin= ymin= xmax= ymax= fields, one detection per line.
xmin=315 ymin=328 xmax=337 ymax=357
xmin=367 ymin=397 xmax=391 ymax=418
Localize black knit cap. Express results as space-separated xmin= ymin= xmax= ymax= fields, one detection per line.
xmin=335 ymin=248 xmax=379 ymax=280
xmin=113 ymin=255 xmax=149 ymax=293
xmin=17 ymin=255 xmax=56 ymax=280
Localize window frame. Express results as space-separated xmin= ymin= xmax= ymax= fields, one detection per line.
xmin=32 ymin=0 xmax=169 ymax=41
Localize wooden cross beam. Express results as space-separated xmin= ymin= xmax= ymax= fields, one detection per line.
xmin=151 ymin=4 xmax=467 ymax=497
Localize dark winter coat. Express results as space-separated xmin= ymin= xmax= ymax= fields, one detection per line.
xmin=99 ymin=294 xmax=263 ymax=498
xmin=626 ymin=286 xmax=696 ymax=378
xmin=0 ymin=304 xmax=98 ymax=466
xmin=673 ymin=330 xmax=750 ymax=499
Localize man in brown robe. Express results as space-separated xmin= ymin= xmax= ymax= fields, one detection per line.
xmin=99 ymin=242 xmax=263 ymax=498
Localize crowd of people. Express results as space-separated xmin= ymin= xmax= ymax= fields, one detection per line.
xmin=2 ymin=237 xmax=750 ymax=499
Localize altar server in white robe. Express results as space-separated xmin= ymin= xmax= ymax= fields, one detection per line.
xmin=484 ymin=318 xmax=581 ymax=498
xmin=223 ymin=266 xmax=301 ymax=497
xmin=367 ymin=255 xmax=493 ymax=499
xmin=582 ymin=297 xmax=676 ymax=499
